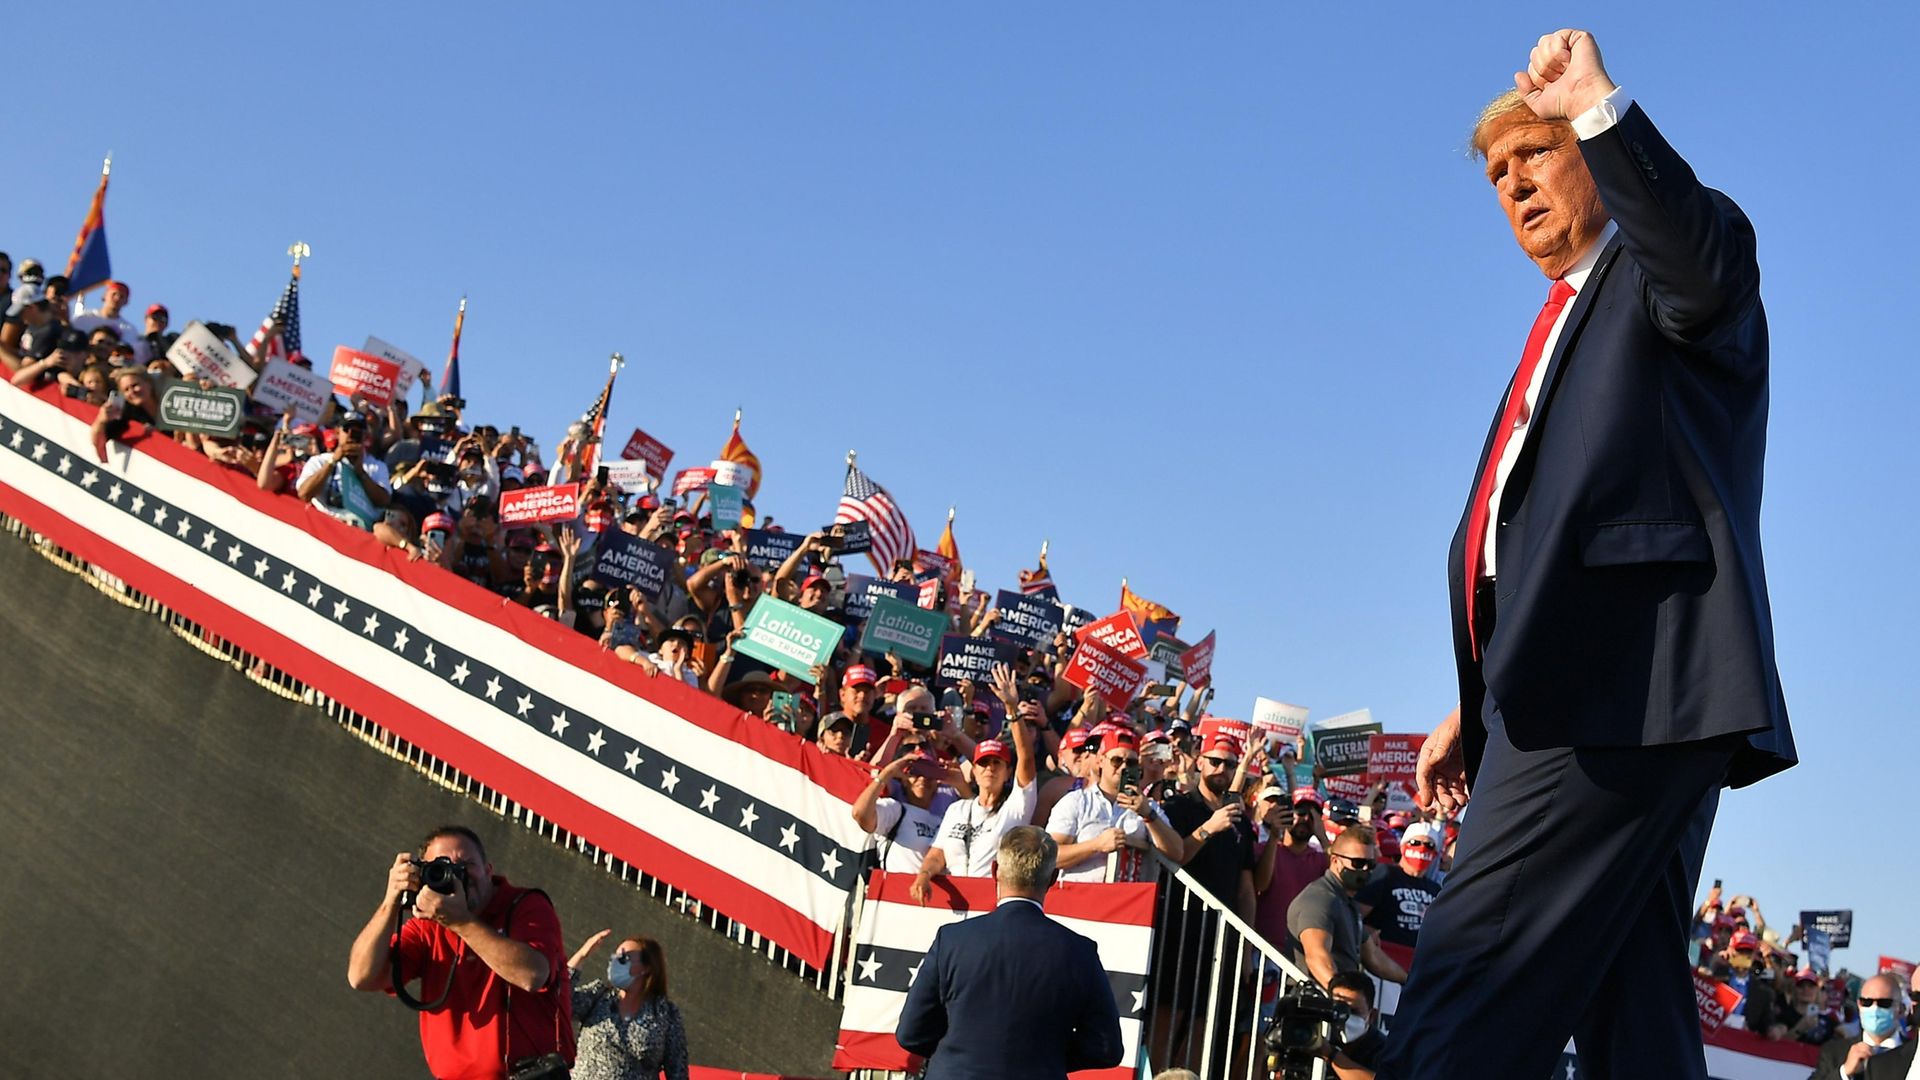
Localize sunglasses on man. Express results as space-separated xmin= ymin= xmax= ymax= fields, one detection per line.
xmin=1202 ymin=755 xmax=1238 ymax=769
xmin=1336 ymin=853 xmax=1376 ymax=873
xmin=1859 ymin=996 xmax=1897 ymax=1008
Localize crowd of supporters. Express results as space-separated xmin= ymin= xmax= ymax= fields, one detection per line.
xmin=8 ymin=250 xmax=1914 ymax=1080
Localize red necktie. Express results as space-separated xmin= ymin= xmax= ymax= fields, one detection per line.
xmin=1463 ymin=278 xmax=1576 ymax=658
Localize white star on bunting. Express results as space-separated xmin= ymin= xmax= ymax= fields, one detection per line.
xmin=280 ymin=570 xmax=297 ymax=592
xmin=738 ymin=803 xmax=759 ymax=831
xmin=484 ymin=677 xmax=503 ymax=701
xmin=201 ymin=529 xmax=218 ymax=551
xmin=80 ymin=469 xmax=98 ymax=488
xmin=392 ymin=627 xmax=410 ymax=653
xmin=451 ymin=661 xmax=471 ymax=685
xmin=106 ymin=482 xmax=122 ymax=503
xmin=908 ymin=962 xmax=922 ymax=985
xmin=8 ymin=429 xmax=23 ymax=448
xmin=623 ymin=747 xmax=643 ymax=774
xmin=361 ymin=612 xmax=381 ymax=636
xmin=586 ymin=730 xmax=606 ymax=755
xmin=820 ymin=849 xmax=842 ymax=877
xmin=778 ymin=825 xmax=800 ymax=852
xmin=31 ymin=442 xmax=47 ymax=461
xmin=129 ymin=494 xmax=145 ymax=515
xmin=252 ymin=557 xmax=270 ymax=578
xmin=549 ymin=711 xmax=569 ymax=735
xmin=175 ymin=517 xmax=193 ymax=538
xmin=856 ymin=952 xmax=882 ymax=982
xmin=1130 ymin=988 xmax=1147 ymax=1013
xmin=306 ymin=585 xmax=324 ymax=606
xmin=332 ymin=599 xmax=351 ymax=620
xmin=226 ymin=543 xmax=244 ymax=564
xmin=421 ymin=643 xmax=436 ymax=669
xmin=659 ymin=766 xmax=680 ymax=794
xmin=151 ymin=506 xmax=166 ymax=528
xmin=56 ymin=455 xmax=71 ymax=475
xmin=699 ymin=786 xmax=720 ymax=813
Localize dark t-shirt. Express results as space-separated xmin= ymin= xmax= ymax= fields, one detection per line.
xmin=1356 ymin=864 xmax=1441 ymax=948
xmin=1342 ymin=1028 xmax=1386 ymax=1069
xmin=1162 ymin=792 xmax=1256 ymax=906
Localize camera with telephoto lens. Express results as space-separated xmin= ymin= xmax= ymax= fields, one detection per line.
xmin=1263 ymin=983 xmax=1349 ymax=1080
xmin=411 ymin=855 xmax=471 ymax=897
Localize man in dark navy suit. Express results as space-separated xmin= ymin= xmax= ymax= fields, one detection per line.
xmin=1378 ymin=30 xmax=1796 ymax=1080
xmin=896 ymin=825 xmax=1124 ymax=1080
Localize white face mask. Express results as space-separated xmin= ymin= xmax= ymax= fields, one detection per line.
xmin=1343 ymin=1013 xmax=1370 ymax=1043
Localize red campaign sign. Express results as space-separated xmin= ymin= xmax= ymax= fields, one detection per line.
xmin=327 ymin=346 xmax=402 ymax=407
xmin=1367 ymin=734 xmax=1425 ymax=785
xmin=498 ymin=484 xmax=581 ymax=526
xmin=672 ymin=467 xmax=715 ymax=497
xmin=1196 ymin=716 xmax=1252 ymax=751
xmin=1076 ymin=611 xmax=1147 ymax=659
xmin=1882 ymin=955 xmax=1917 ymax=980
xmin=1180 ymin=631 xmax=1217 ymax=688
xmin=620 ymin=428 xmax=674 ymax=477
xmin=1693 ymin=971 xmax=1744 ymax=1033
xmin=1062 ymin=634 xmax=1148 ymax=710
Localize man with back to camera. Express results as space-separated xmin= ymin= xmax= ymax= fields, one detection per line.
xmin=1382 ymin=29 xmax=1795 ymax=1080
xmin=347 ymin=825 xmax=573 ymax=1079
xmin=895 ymin=825 xmax=1125 ymax=1079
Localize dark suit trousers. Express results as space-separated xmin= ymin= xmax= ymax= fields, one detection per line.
xmin=1375 ymin=699 xmax=1735 ymax=1080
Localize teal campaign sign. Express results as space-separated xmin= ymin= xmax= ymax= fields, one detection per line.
xmin=733 ymin=595 xmax=841 ymax=683
xmin=709 ymin=482 xmax=745 ymax=531
xmin=858 ymin=595 xmax=947 ymax=667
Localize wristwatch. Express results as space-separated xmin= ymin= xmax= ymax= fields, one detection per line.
xmin=1194 ymin=826 xmax=1211 ymax=843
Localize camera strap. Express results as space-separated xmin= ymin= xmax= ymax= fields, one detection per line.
xmin=496 ymin=888 xmax=572 ymax=1072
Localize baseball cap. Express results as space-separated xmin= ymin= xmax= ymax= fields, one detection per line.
xmin=1103 ymin=728 xmax=1140 ymax=752
xmin=1730 ymin=929 xmax=1760 ymax=952
xmin=1062 ymin=728 xmax=1093 ymax=751
xmin=819 ymin=711 xmax=855 ymax=732
xmin=972 ymin=739 xmax=1012 ymax=764
xmin=1166 ymin=717 xmax=1192 ymax=735
xmin=146 ymin=303 xmax=169 ymax=318
xmin=1204 ymin=733 xmax=1243 ymax=760
xmin=800 ymin=573 xmax=827 ymax=591
xmin=1257 ymin=781 xmax=1289 ymax=802
xmin=500 ymin=465 xmax=526 ymax=485
xmin=1401 ymin=821 xmax=1439 ymax=847
xmin=1143 ymin=728 xmax=1171 ymax=745
xmin=1793 ymin=968 xmax=1819 ymax=984
xmin=422 ymin=512 xmax=455 ymax=534
xmin=105 ymin=280 xmax=129 ymax=296
xmin=843 ymin=665 xmax=878 ymax=688
xmin=56 ymin=326 xmax=90 ymax=352
xmin=1291 ymin=786 xmax=1324 ymax=807
xmin=7 ymin=283 xmax=47 ymax=317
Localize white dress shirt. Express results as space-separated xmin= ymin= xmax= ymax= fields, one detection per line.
xmin=1481 ymin=88 xmax=1632 ymax=580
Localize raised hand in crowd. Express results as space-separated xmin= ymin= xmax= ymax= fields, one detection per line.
xmin=565 ymin=929 xmax=615 ymax=977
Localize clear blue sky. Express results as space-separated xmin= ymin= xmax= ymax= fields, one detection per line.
xmin=14 ymin=3 xmax=1916 ymax=968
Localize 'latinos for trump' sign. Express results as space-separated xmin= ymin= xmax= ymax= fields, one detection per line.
xmin=498 ymin=484 xmax=580 ymax=526
xmin=858 ymin=596 xmax=947 ymax=667
xmin=734 ymin=596 xmax=841 ymax=683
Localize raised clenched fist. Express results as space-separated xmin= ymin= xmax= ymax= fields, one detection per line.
xmin=1515 ymin=29 xmax=1617 ymax=122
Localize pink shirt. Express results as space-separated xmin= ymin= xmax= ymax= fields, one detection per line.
xmin=1256 ymin=840 xmax=1329 ymax=947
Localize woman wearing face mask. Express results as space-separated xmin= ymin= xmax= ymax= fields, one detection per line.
xmin=564 ymin=930 xmax=690 ymax=1080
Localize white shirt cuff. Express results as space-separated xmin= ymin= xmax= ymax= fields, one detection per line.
xmin=1572 ymin=86 xmax=1633 ymax=141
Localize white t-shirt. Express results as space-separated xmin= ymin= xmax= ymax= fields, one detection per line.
xmin=296 ymin=453 xmax=392 ymax=525
xmin=872 ymin=792 xmax=953 ymax=874
xmin=930 ymin=781 xmax=1037 ymax=878
xmin=1046 ymin=783 xmax=1151 ymax=883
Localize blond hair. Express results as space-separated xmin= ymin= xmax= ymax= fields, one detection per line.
xmin=997 ymin=825 xmax=1057 ymax=892
xmin=1470 ymin=89 xmax=1569 ymax=158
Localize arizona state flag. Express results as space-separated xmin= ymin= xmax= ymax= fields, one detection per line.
xmin=1018 ymin=544 xmax=1057 ymax=599
xmin=64 ymin=158 xmax=112 ymax=294
xmin=720 ymin=411 xmax=762 ymax=498
xmin=1119 ymin=580 xmax=1180 ymax=646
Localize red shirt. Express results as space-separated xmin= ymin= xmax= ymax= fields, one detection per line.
xmin=391 ymin=878 xmax=572 ymax=1080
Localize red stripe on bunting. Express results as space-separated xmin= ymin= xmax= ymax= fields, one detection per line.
xmin=15 ymin=384 xmax=872 ymax=805
xmin=864 ymin=869 xmax=1159 ymax=924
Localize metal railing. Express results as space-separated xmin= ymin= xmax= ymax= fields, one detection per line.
xmin=1144 ymin=855 xmax=1321 ymax=1080
xmin=0 ymin=511 xmax=862 ymax=1002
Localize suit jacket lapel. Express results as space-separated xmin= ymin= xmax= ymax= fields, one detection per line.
xmin=1449 ymin=237 xmax=1627 ymax=569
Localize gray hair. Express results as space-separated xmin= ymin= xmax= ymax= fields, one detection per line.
xmin=1153 ymin=1071 xmax=1201 ymax=1080
xmin=1469 ymin=88 xmax=1577 ymax=159
xmin=996 ymin=825 xmax=1057 ymax=892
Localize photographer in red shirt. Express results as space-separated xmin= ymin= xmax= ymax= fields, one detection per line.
xmin=347 ymin=826 xmax=573 ymax=1079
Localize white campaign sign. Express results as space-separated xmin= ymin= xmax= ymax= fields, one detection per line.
xmin=251 ymin=358 xmax=332 ymax=424
xmin=363 ymin=336 xmax=430 ymax=396
xmin=600 ymin=459 xmax=656 ymax=492
xmin=166 ymin=322 xmax=257 ymax=390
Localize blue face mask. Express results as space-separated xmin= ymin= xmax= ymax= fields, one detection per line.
xmin=607 ymin=954 xmax=637 ymax=990
xmin=1860 ymin=1004 xmax=1897 ymax=1038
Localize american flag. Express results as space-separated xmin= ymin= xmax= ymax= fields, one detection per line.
xmin=835 ymin=461 xmax=915 ymax=574
xmin=247 ymin=267 xmax=303 ymax=365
